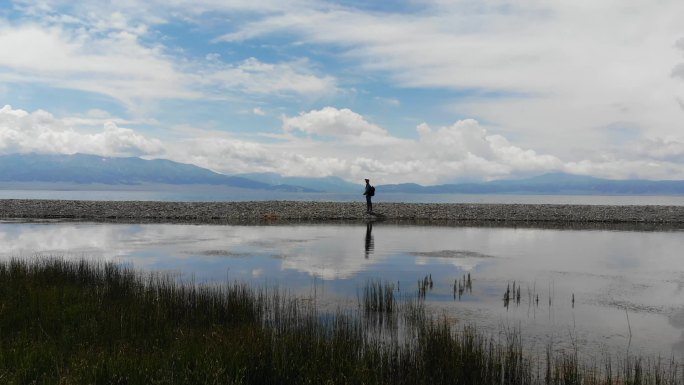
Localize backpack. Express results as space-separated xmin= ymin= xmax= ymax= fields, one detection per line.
xmin=369 ymin=185 xmax=375 ymax=196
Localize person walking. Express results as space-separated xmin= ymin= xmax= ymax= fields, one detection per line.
xmin=363 ymin=178 xmax=374 ymax=214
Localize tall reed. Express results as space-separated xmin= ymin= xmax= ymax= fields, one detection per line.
xmin=0 ymin=258 xmax=681 ymax=384
xmin=362 ymin=279 xmax=395 ymax=314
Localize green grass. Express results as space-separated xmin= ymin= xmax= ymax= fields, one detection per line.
xmin=0 ymin=258 xmax=681 ymax=384
xmin=361 ymin=279 xmax=395 ymax=315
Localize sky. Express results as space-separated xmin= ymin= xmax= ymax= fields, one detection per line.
xmin=0 ymin=0 xmax=683 ymax=185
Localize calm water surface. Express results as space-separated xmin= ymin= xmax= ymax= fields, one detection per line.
xmin=1 ymin=221 xmax=683 ymax=359
xmin=1 ymin=186 xmax=684 ymax=205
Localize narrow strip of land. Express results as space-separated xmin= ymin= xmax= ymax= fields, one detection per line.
xmin=1 ymin=199 xmax=683 ymax=226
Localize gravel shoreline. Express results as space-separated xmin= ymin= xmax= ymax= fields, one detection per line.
xmin=1 ymin=199 xmax=683 ymax=228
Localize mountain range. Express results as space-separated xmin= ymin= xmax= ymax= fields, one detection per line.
xmin=1 ymin=153 xmax=683 ymax=195
xmin=234 ymin=172 xmax=360 ymax=193
xmin=0 ymin=153 xmax=314 ymax=192
xmin=379 ymin=173 xmax=684 ymax=195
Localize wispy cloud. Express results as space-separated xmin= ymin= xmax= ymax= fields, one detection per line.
xmin=0 ymin=22 xmax=200 ymax=106
xmin=0 ymin=11 xmax=337 ymax=109
xmin=216 ymin=0 xmax=684 ymax=156
xmin=201 ymin=58 xmax=338 ymax=99
xmin=2 ymin=0 xmax=684 ymax=183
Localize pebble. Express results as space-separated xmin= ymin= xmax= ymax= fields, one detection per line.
xmin=0 ymin=199 xmax=683 ymax=228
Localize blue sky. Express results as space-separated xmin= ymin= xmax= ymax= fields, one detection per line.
xmin=1 ymin=0 xmax=683 ymax=184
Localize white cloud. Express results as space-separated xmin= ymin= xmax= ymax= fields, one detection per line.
xmin=175 ymin=107 xmax=684 ymax=183
xmin=169 ymin=133 xmax=352 ymax=178
xmin=4 ymin=2 xmax=684 ymax=183
xmin=170 ymin=136 xmax=275 ymax=174
xmin=217 ymin=0 xmax=684 ymax=158
xmin=59 ymin=109 xmax=156 ymax=128
xmin=633 ymin=138 xmax=684 ymax=163
xmin=0 ymin=23 xmax=200 ymax=106
xmin=0 ymin=19 xmax=337 ymax=109
xmin=564 ymin=159 xmax=684 ymax=181
xmin=407 ymin=119 xmax=563 ymax=182
xmin=416 ymin=120 xmax=495 ymax=160
xmin=5 ymin=104 xmax=684 ymax=183
xmin=203 ymin=58 xmax=337 ymax=98
xmin=0 ymin=105 xmax=164 ymax=156
xmin=282 ymin=107 xmax=390 ymax=142
xmin=171 ymin=107 xmax=564 ymax=184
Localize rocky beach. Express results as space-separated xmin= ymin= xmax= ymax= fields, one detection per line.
xmin=1 ymin=199 xmax=683 ymax=227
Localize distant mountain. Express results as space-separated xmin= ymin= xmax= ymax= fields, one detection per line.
xmin=235 ymin=172 xmax=361 ymax=193
xmin=3 ymin=154 xmax=682 ymax=196
xmin=379 ymin=172 xmax=684 ymax=195
xmin=0 ymin=153 xmax=315 ymax=191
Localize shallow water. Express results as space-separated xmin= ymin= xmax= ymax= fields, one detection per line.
xmin=1 ymin=221 xmax=683 ymax=359
xmin=2 ymin=185 xmax=684 ymax=205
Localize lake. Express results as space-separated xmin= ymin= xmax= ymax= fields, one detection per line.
xmin=1 ymin=184 xmax=684 ymax=205
xmin=1 ymin=220 xmax=683 ymax=360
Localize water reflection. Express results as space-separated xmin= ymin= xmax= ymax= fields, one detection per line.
xmin=364 ymin=222 xmax=374 ymax=259
xmin=3 ymin=187 xmax=684 ymax=205
xmin=0 ymin=221 xmax=683 ymax=358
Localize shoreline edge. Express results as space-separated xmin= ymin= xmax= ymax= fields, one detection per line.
xmin=0 ymin=199 xmax=683 ymax=228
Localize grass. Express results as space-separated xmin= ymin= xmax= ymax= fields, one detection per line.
xmin=0 ymin=258 xmax=682 ymax=384
xmin=361 ymin=279 xmax=395 ymax=315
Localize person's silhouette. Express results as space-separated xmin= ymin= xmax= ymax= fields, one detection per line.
xmin=363 ymin=178 xmax=373 ymax=214
xmin=364 ymin=222 xmax=374 ymax=259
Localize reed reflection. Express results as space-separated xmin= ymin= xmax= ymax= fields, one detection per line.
xmin=1 ymin=221 xmax=683 ymax=358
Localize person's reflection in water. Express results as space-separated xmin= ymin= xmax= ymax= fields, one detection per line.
xmin=364 ymin=222 xmax=375 ymax=259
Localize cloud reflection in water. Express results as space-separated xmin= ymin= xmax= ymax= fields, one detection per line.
xmin=0 ymin=222 xmax=683 ymax=358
